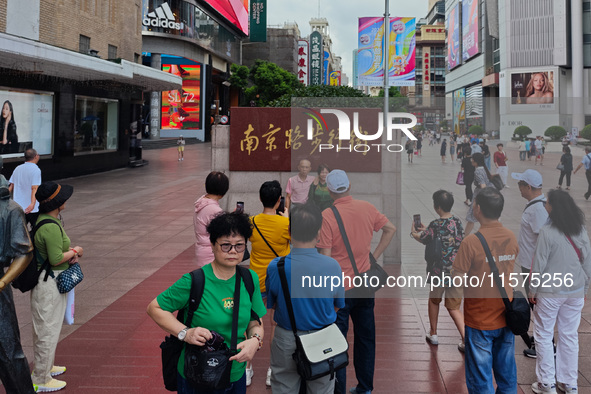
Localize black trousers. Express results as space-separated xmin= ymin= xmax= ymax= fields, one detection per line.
xmin=586 ymin=170 xmax=591 ymax=198
xmin=558 ymin=171 xmax=571 ymax=187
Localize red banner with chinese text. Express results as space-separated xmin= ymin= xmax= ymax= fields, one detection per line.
xmin=230 ymin=107 xmax=383 ymax=172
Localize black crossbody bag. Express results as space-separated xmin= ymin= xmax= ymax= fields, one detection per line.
xmin=475 ymin=232 xmax=531 ymax=335
xmin=330 ymin=206 xmax=388 ymax=297
xmin=253 ymin=217 xmax=279 ymax=257
xmin=277 ymin=257 xmax=348 ymax=381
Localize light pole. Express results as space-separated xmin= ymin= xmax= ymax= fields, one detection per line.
xmin=383 ymin=0 xmax=390 ymax=127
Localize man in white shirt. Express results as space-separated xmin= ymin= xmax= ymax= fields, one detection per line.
xmin=9 ymin=149 xmax=41 ymax=226
xmin=511 ymin=169 xmax=548 ymax=358
xmin=534 ymin=136 xmax=544 ymax=166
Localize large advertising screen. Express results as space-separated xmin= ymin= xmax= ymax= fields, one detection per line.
xmin=462 ymin=0 xmax=479 ymax=61
xmin=453 ymin=88 xmax=466 ymax=134
xmin=358 ymin=17 xmax=416 ymax=87
xmin=161 ymin=64 xmax=202 ymax=131
xmin=0 ymin=88 xmax=53 ymax=159
xmin=511 ymin=71 xmax=555 ymax=108
xmin=447 ymin=4 xmax=461 ymax=70
xmin=202 ymin=0 xmax=249 ymax=35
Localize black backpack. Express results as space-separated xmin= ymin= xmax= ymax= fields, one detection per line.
xmin=160 ymin=265 xmax=260 ymax=391
xmin=12 ymin=219 xmax=62 ymax=293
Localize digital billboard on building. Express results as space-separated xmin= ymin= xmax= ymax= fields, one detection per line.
xmin=202 ymin=0 xmax=249 ymax=35
xmin=462 ymin=0 xmax=479 ymax=61
xmin=447 ymin=4 xmax=460 ymax=70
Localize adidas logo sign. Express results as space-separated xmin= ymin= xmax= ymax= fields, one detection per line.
xmin=142 ymin=2 xmax=181 ymax=30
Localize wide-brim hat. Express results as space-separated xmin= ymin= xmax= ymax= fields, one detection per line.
xmin=36 ymin=181 xmax=73 ymax=213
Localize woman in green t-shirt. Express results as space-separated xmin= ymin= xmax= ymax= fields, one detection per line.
xmin=307 ymin=164 xmax=332 ymax=212
xmin=30 ymin=181 xmax=84 ymax=392
xmin=148 ymin=212 xmax=266 ymax=394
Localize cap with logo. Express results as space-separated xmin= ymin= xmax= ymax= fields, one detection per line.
xmin=511 ymin=169 xmax=543 ymax=188
xmin=326 ymin=170 xmax=350 ymax=194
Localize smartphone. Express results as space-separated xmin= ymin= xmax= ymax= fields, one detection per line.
xmin=276 ymin=197 xmax=285 ymax=215
xmin=236 ymin=201 xmax=244 ymax=214
xmin=413 ymin=214 xmax=422 ymax=229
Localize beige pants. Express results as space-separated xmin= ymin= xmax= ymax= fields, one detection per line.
xmin=30 ymin=272 xmax=67 ymax=385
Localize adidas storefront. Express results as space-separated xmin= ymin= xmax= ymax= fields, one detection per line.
xmin=141 ymin=0 xmax=244 ymax=142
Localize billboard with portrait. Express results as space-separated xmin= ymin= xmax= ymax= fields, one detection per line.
xmin=447 ymin=4 xmax=460 ymax=70
xmin=0 ymin=88 xmax=53 ymax=159
xmin=510 ymin=71 xmax=555 ymax=108
xmin=202 ymin=0 xmax=249 ymax=35
xmin=161 ymin=64 xmax=202 ymax=132
xmin=462 ymin=0 xmax=479 ymax=61
xmin=358 ymin=17 xmax=416 ymax=86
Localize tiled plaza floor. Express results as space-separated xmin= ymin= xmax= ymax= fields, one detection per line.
xmin=2 ymin=140 xmax=590 ymax=393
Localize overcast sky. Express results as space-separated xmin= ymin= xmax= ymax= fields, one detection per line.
xmin=267 ymin=0 xmax=429 ymax=84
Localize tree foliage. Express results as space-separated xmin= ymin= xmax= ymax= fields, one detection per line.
xmin=544 ymin=125 xmax=567 ymax=141
xmin=581 ymin=124 xmax=591 ymax=141
xmin=269 ymin=85 xmax=370 ymax=107
xmin=469 ymin=125 xmax=484 ymax=135
xmin=514 ymin=125 xmax=533 ymax=139
xmin=230 ymin=60 xmax=301 ymax=106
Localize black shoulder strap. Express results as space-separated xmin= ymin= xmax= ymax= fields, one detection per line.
xmin=32 ymin=219 xmax=64 ymax=282
xmin=524 ymin=199 xmax=545 ymax=212
xmin=252 ymin=217 xmax=279 ymax=257
xmin=277 ymin=256 xmax=298 ymax=337
xmin=330 ymin=205 xmax=360 ymax=276
xmin=184 ymin=268 xmax=205 ymax=327
xmin=475 ymin=232 xmax=511 ymax=310
xmin=237 ymin=265 xmax=261 ymax=324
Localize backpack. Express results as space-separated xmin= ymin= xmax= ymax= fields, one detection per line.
xmin=161 ymin=265 xmax=259 ymax=392
xmin=12 ymin=219 xmax=62 ymax=293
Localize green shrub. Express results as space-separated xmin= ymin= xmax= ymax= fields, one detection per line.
xmin=580 ymin=124 xmax=591 ymax=141
xmin=544 ymin=125 xmax=567 ymax=141
xmin=468 ymin=125 xmax=484 ymax=135
xmin=514 ymin=126 xmax=532 ymax=139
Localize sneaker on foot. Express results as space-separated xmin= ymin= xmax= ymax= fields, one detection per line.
xmin=33 ymin=384 xmax=38 ymax=393
xmin=523 ymin=347 xmax=537 ymax=358
xmin=349 ymin=388 xmax=371 ymax=394
xmin=36 ymin=378 xmax=66 ymax=392
xmin=532 ymin=382 xmax=557 ymax=394
xmin=245 ymin=366 xmax=253 ymax=387
xmin=266 ymin=367 xmax=271 ymax=386
xmin=458 ymin=342 xmax=465 ymax=352
xmin=425 ymin=333 xmax=438 ymax=345
xmin=50 ymin=366 xmax=66 ymax=377
xmin=557 ymin=382 xmax=577 ymax=393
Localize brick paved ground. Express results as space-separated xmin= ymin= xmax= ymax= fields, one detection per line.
xmin=2 ymin=140 xmax=590 ymax=393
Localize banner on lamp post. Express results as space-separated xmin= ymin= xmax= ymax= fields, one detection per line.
xmin=250 ymin=0 xmax=266 ymax=42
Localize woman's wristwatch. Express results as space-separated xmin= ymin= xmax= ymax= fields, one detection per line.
xmin=250 ymin=333 xmax=263 ymax=351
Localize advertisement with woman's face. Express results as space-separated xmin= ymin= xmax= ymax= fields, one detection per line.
xmin=0 ymin=88 xmax=53 ymax=158
xmin=511 ymin=71 xmax=555 ymax=108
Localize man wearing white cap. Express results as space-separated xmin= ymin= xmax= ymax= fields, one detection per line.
xmin=317 ymin=170 xmax=396 ymax=394
xmin=511 ymin=169 xmax=548 ymax=358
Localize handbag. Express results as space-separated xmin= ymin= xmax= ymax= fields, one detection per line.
xmin=330 ymin=206 xmax=388 ymax=297
xmin=456 ymin=171 xmax=464 ymax=185
xmin=55 ymin=263 xmax=84 ymax=293
xmin=424 ymin=234 xmax=443 ymax=279
xmin=475 ymin=233 xmax=531 ymax=336
xmin=556 ymin=163 xmax=565 ymax=171
xmin=277 ymin=257 xmax=349 ymax=381
xmin=183 ymin=268 xmax=242 ymax=391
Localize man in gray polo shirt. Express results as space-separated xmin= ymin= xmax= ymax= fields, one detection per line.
xmin=512 ymin=169 xmax=548 ymax=358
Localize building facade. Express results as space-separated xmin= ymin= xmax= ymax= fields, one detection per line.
xmin=0 ymin=0 xmax=180 ymax=179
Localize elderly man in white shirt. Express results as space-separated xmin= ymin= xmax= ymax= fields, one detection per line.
xmin=512 ymin=169 xmax=548 ymax=359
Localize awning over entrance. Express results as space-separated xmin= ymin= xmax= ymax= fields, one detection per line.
xmin=0 ymin=33 xmax=182 ymax=91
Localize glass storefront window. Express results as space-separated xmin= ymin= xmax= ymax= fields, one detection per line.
xmin=74 ymin=96 xmax=118 ymax=154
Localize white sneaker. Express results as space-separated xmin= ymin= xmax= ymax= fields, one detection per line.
xmin=425 ymin=333 xmax=438 ymax=345
xmin=266 ymin=367 xmax=271 ymax=386
xmin=36 ymin=379 xmax=66 ymax=392
xmin=245 ymin=366 xmax=253 ymax=387
xmin=50 ymin=366 xmax=66 ymax=377
xmin=557 ymin=382 xmax=578 ymax=393
xmin=532 ymin=382 xmax=557 ymax=394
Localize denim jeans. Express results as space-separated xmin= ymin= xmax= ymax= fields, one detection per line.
xmin=177 ymin=372 xmax=246 ymax=394
xmin=334 ymin=296 xmax=375 ymax=394
xmin=464 ymin=326 xmax=517 ymax=394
